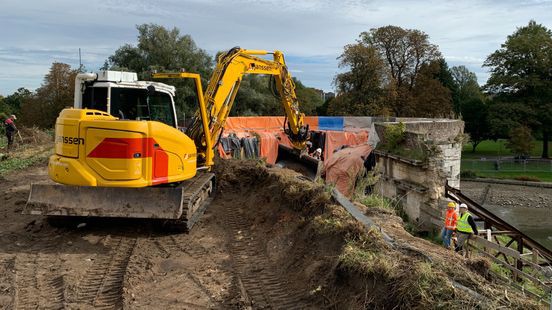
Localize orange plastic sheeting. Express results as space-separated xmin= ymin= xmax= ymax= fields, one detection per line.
xmin=324 ymin=131 xmax=369 ymax=160
xmin=224 ymin=117 xmax=285 ymax=132
xmin=303 ymin=116 xmax=319 ymax=131
xmin=324 ymin=144 xmax=372 ymax=198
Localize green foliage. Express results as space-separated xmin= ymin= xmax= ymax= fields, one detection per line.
xmin=231 ymin=76 xmax=323 ymax=116
xmin=460 ymin=170 xmax=477 ymax=179
xmin=0 ymin=146 xmax=51 ymax=175
xmin=293 ymin=79 xmax=324 ymax=115
xmin=383 ymin=122 xmax=406 ymax=151
xmin=450 ymin=65 xmax=483 ymax=116
xmin=484 ymin=20 xmax=552 ymax=158
xmin=461 ymin=139 xmax=550 ymax=158
xmin=106 ymin=24 xmax=214 ymax=118
xmin=358 ymin=194 xmax=395 ymax=214
xmin=105 ymin=24 xmax=322 ymax=118
xmin=513 ymin=175 xmax=541 ymax=182
xmin=12 ymin=63 xmax=77 ymax=129
xmin=329 ymin=43 xmax=386 ymax=116
xmin=463 ymin=97 xmax=491 ymax=152
xmin=329 ymin=25 xmax=453 ymax=118
xmin=505 ymin=126 xmax=534 ymax=156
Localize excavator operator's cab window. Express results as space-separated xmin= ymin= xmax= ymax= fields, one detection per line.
xmin=110 ymin=87 xmax=176 ymax=128
xmin=82 ymin=86 xmax=108 ymax=111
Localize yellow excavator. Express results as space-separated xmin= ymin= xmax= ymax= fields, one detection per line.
xmin=24 ymin=47 xmax=309 ymax=230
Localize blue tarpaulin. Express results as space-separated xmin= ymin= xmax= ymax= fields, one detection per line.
xmin=318 ymin=117 xmax=344 ymax=131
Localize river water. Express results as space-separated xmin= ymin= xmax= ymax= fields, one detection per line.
xmin=483 ymin=205 xmax=552 ymax=251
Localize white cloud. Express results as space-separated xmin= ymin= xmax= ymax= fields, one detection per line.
xmin=1 ymin=0 xmax=551 ymax=94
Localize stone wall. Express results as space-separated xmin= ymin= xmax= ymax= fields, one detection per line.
xmin=373 ymin=120 xmax=464 ymax=231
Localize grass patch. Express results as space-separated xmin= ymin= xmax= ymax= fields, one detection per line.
xmin=470 ymin=171 xmax=552 ymax=182
xmin=463 ymin=139 xmax=551 ymax=158
xmin=357 ymin=194 xmax=395 ymax=214
xmin=339 ymin=237 xmax=396 ymax=278
xmin=0 ymin=145 xmax=52 ymax=176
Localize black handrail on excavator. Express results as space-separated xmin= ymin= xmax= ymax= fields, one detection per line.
xmin=445 ymin=183 xmax=552 ymax=263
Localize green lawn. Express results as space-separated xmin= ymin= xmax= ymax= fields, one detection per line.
xmin=469 ymin=171 xmax=552 ymax=182
xmin=462 ymin=139 xmax=551 ymax=158
xmin=462 ymin=139 xmax=552 ymax=182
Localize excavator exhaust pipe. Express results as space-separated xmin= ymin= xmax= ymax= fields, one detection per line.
xmin=275 ymin=144 xmax=322 ymax=181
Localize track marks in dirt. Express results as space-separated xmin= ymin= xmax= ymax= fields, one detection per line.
xmin=141 ymin=234 xmax=218 ymax=307
xmin=14 ymin=240 xmax=65 ymax=310
xmin=226 ymin=210 xmax=307 ymax=309
xmin=0 ymin=257 xmax=15 ymax=308
xmin=77 ymin=235 xmax=137 ymax=309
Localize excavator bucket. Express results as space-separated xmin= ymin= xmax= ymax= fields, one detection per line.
xmin=24 ymin=173 xmax=215 ymax=231
xmin=275 ymin=144 xmax=322 ymax=180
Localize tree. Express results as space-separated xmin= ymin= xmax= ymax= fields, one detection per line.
xmin=293 ymin=79 xmax=324 ymax=115
xmin=106 ymin=24 xmax=213 ymax=118
xmin=409 ymin=60 xmax=453 ymax=117
xmin=446 ymin=65 xmax=490 ymax=152
xmin=3 ymin=88 xmax=33 ymax=116
xmin=450 ymin=65 xmax=482 ymax=116
xmin=506 ymin=126 xmax=534 ymax=157
xmin=19 ymin=62 xmax=78 ymax=128
xmin=329 ymin=43 xmax=386 ymax=115
xmin=329 ymin=25 xmax=451 ymax=117
xmin=484 ymin=20 xmax=552 ymax=158
xmin=462 ymin=98 xmax=491 ymax=152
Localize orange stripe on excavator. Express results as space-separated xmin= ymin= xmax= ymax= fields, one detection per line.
xmin=87 ymin=137 xmax=169 ymax=185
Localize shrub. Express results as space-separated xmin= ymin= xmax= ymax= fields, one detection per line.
xmin=514 ymin=175 xmax=541 ymax=182
xmin=383 ymin=122 xmax=406 ymax=151
xmin=460 ymin=170 xmax=477 ymax=179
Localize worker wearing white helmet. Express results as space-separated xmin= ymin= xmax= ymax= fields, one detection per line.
xmin=455 ymin=203 xmax=478 ymax=255
xmin=312 ymin=148 xmax=322 ymax=160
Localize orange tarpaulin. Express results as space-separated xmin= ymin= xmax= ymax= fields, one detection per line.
xmin=324 ymin=144 xmax=372 ymax=198
xmin=324 ymin=131 xmax=369 ymax=160
xmin=224 ymin=117 xmax=285 ymax=132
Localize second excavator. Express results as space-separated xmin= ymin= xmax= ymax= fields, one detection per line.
xmin=24 ymin=47 xmax=309 ymax=231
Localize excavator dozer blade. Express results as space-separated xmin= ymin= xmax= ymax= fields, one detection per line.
xmin=275 ymin=144 xmax=322 ymax=181
xmin=24 ymin=173 xmax=215 ymax=231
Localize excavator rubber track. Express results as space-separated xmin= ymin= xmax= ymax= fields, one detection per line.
xmin=24 ymin=172 xmax=215 ymax=232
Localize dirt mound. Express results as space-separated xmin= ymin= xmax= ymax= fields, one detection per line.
xmin=214 ymin=159 xmax=543 ymax=309
xmin=18 ymin=127 xmax=52 ymax=145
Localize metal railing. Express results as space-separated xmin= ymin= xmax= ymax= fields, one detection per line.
xmin=462 ymin=158 xmax=552 ymax=172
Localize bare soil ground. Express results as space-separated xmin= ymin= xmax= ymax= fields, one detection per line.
xmin=0 ymin=161 xmax=338 ymax=309
xmin=0 ymin=160 xmax=545 ymax=309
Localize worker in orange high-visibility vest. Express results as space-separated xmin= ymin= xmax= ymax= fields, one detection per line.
xmin=441 ymin=201 xmax=458 ymax=249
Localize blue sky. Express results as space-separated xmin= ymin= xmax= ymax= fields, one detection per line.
xmin=1 ymin=0 xmax=551 ymax=95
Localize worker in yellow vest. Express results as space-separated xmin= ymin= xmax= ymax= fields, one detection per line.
xmin=455 ymin=203 xmax=478 ymax=254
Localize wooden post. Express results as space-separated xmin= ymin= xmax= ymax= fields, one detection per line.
xmin=516 ymin=236 xmax=524 ymax=282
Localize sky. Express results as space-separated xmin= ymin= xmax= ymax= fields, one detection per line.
xmin=1 ymin=0 xmax=551 ymax=95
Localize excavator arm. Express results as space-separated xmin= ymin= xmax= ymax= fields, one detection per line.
xmin=183 ymin=47 xmax=309 ymax=167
